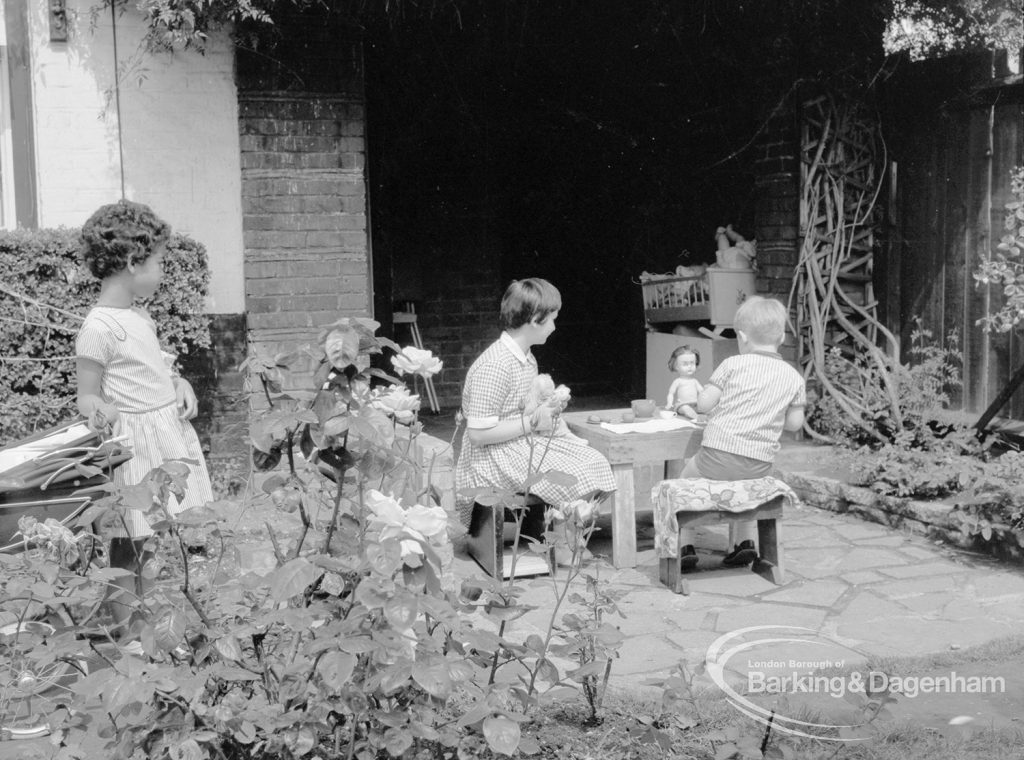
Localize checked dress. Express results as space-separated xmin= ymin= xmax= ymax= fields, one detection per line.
xmin=454 ymin=334 xmax=615 ymax=526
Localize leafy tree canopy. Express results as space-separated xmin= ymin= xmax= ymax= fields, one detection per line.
xmin=120 ymin=0 xmax=1022 ymax=62
xmin=884 ymin=0 xmax=1023 ymax=60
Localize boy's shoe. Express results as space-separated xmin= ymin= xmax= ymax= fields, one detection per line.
xmin=679 ymin=544 xmax=699 ymax=572
xmin=722 ymin=540 xmax=757 ymax=567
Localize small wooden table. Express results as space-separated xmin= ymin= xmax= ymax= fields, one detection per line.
xmin=563 ymin=409 xmax=702 ymax=568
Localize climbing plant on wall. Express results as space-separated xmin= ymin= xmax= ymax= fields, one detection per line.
xmin=790 ymin=93 xmax=903 ymax=444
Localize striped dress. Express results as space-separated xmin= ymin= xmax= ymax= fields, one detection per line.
xmin=701 ymin=349 xmax=806 ymax=463
xmin=454 ymin=333 xmax=616 ymax=526
xmin=75 ymin=306 xmax=213 ymax=538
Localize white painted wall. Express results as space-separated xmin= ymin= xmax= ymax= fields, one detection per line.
xmin=24 ymin=0 xmax=245 ymax=313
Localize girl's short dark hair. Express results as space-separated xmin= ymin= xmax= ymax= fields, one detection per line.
xmin=79 ymin=200 xmax=171 ymax=280
xmin=500 ymin=278 xmax=562 ymax=329
xmin=668 ymin=345 xmax=701 ymax=371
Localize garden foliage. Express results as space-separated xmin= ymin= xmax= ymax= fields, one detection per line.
xmin=811 ymin=240 xmax=1024 ymax=557
xmin=975 ymin=166 xmax=1024 ymax=333
xmin=0 ymin=228 xmax=210 ymax=442
xmin=807 ymin=321 xmax=977 ymax=452
xmin=2 ymin=319 xmax=628 ymax=759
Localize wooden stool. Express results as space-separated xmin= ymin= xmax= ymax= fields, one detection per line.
xmin=466 ymin=494 xmax=551 ymax=578
xmin=659 ymin=496 xmax=785 ymax=592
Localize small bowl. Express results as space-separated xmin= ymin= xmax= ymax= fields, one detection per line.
xmin=631 ymin=399 xmax=657 ymax=418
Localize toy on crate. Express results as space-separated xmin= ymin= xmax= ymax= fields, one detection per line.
xmin=638 ymin=264 xmax=709 ymax=311
xmin=714 ymin=225 xmax=756 ymax=270
xmin=639 ymin=226 xmax=758 ymax=333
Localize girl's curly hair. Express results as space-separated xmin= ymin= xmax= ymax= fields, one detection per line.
xmin=79 ymin=199 xmax=171 ymax=280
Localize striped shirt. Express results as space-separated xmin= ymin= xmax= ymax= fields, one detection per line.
xmin=75 ymin=306 xmax=176 ymax=413
xmin=701 ymin=350 xmax=806 ymax=462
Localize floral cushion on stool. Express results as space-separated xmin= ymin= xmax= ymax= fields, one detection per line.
xmin=650 ymin=477 xmax=800 ymax=559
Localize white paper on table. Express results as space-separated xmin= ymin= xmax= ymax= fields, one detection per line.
xmin=599 ymin=418 xmax=699 ymax=435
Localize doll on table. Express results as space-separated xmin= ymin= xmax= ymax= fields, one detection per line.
xmin=667 ymin=345 xmax=703 ymax=420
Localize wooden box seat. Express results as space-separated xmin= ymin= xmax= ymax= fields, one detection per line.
xmin=466 ymin=494 xmax=551 ymax=578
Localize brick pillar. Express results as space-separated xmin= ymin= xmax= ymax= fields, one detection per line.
xmin=753 ymin=104 xmax=801 ymax=302
xmin=181 ymin=314 xmax=248 ymax=465
xmin=238 ymin=95 xmax=369 ymax=363
xmin=236 ymin=11 xmax=368 ymax=393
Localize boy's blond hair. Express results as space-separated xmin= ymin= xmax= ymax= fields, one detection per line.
xmin=734 ymin=296 xmax=787 ymax=346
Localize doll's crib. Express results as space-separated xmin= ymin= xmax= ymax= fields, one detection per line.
xmin=640 ymin=267 xmax=757 ymax=330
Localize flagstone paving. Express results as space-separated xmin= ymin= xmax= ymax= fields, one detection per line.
xmin=451 ymin=464 xmax=1024 ymax=731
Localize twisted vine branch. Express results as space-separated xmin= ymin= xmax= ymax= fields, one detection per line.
xmin=789 ymin=94 xmax=901 ymax=443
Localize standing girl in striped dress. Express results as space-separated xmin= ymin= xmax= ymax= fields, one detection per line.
xmin=75 ymin=200 xmax=213 ymax=628
xmin=455 ymin=278 xmax=616 ymax=528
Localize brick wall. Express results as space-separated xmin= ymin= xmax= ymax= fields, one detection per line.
xmin=753 ymin=104 xmax=800 ymax=303
xmin=233 ymin=6 xmax=369 ymax=402
xmin=181 ymin=315 xmax=248 ymax=462
xmin=410 ymin=242 xmax=505 ymax=408
xmin=238 ymin=94 xmax=369 ymax=392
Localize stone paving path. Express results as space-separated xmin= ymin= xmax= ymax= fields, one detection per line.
xmin=457 ymin=506 xmax=1024 ymax=671
xmin=452 ymin=502 xmax=1024 ymax=729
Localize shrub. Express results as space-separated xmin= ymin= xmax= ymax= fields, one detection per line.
xmin=806 ymin=322 xmax=979 ymax=453
xmin=0 ymin=227 xmax=210 ymax=442
xmin=5 ymin=320 xmax=622 ymax=759
xmin=841 ymin=445 xmax=984 ymax=499
xmin=953 ymin=450 xmax=1024 ymax=554
xmin=975 ymin=165 xmax=1024 ymax=333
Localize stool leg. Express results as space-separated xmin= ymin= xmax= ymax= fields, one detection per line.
xmin=658 ymin=528 xmax=689 ymax=594
xmin=466 ymin=503 xmax=502 ymax=578
xmin=753 ymin=517 xmax=784 ymax=585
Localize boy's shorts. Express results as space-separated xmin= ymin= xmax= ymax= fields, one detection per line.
xmin=691 ymin=446 xmax=772 ymax=480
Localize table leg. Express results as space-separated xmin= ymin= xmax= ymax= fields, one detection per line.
xmin=610 ymin=463 xmax=636 ymax=568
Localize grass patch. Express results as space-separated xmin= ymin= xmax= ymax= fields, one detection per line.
xmin=562 ymin=639 xmax=1024 ymax=760
xmin=863 ymin=632 xmax=1024 ymax=676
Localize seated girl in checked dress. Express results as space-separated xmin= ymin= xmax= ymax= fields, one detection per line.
xmin=454 ymin=278 xmax=615 ymax=527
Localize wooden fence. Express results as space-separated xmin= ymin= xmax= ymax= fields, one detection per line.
xmin=884 ymin=50 xmax=1024 ymax=418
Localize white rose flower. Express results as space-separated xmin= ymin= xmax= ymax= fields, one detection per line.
xmin=370 ymin=386 xmax=421 ymax=424
xmin=391 ymin=346 xmax=443 ymax=378
xmin=365 ymin=489 xmax=448 ymax=542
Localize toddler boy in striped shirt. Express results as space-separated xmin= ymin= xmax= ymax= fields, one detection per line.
xmin=678 ymin=296 xmax=806 ymax=570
